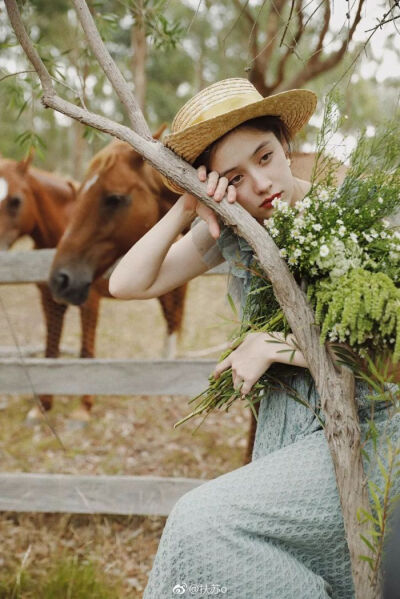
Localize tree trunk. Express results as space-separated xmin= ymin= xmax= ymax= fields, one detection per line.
xmin=131 ymin=0 xmax=147 ymax=117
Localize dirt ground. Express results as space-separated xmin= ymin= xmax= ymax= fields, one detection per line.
xmin=0 ymin=239 xmax=251 ymax=597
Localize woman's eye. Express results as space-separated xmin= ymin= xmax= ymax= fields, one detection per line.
xmin=260 ymin=152 xmax=272 ymax=163
xmin=229 ymin=174 xmax=242 ymax=186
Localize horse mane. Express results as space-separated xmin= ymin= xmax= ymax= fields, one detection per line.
xmin=85 ymin=141 xmax=132 ymax=178
xmin=84 ymin=124 xmax=168 ymax=181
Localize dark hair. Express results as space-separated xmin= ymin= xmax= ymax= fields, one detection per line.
xmin=193 ymin=115 xmax=292 ymax=171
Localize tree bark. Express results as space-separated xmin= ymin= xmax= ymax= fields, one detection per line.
xmin=131 ymin=0 xmax=147 ymax=117
xmin=4 ymin=1 xmax=380 ymax=596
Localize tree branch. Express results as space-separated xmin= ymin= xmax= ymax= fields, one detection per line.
xmin=71 ymin=0 xmax=151 ymax=139
xmin=248 ymin=0 xmax=287 ymax=94
xmin=284 ymin=0 xmax=365 ymax=90
xmin=4 ymin=1 xmax=379 ymax=596
xmin=272 ymin=0 xmax=305 ymax=90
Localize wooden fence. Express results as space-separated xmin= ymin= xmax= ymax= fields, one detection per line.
xmin=0 ymin=249 xmax=228 ymax=516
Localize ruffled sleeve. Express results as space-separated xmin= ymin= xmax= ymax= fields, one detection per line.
xmin=216 ymin=225 xmax=255 ymax=315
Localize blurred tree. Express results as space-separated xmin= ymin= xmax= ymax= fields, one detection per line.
xmin=0 ymin=0 xmax=399 ymax=177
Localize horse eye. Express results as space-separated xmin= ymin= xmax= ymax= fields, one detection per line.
xmin=103 ymin=194 xmax=129 ymax=208
xmin=8 ymin=196 xmax=22 ymax=212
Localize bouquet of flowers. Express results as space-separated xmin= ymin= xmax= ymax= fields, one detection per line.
xmin=175 ymin=116 xmax=400 ymax=430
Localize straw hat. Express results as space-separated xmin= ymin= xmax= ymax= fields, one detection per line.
xmin=163 ymin=78 xmax=317 ymax=193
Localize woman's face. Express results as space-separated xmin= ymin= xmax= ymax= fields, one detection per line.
xmin=210 ymin=127 xmax=295 ymax=222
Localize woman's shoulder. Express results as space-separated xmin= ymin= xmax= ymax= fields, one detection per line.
xmin=293 ymin=177 xmax=312 ymax=198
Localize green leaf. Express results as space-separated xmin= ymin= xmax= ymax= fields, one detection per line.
xmin=226 ymin=293 xmax=238 ymax=317
xmin=360 ymin=534 xmax=376 ymax=554
xmin=359 ymin=555 xmax=375 ymax=569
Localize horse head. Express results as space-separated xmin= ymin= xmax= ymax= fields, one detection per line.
xmin=0 ymin=151 xmax=78 ymax=251
xmin=49 ymin=126 xmax=179 ymax=305
xmin=0 ymin=152 xmax=36 ymax=249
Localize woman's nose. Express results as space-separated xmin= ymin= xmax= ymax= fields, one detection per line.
xmin=251 ymin=170 xmax=272 ymax=194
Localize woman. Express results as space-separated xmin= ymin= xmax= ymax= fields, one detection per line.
xmin=109 ymin=79 xmax=398 ymax=598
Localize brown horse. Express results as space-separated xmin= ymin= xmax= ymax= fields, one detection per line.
xmin=0 ymin=153 xmax=100 ymax=421
xmin=49 ymin=127 xmax=186 ymax=358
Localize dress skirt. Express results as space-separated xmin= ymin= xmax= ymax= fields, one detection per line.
xmin=143 ymin=371 xmax=399 ymax=599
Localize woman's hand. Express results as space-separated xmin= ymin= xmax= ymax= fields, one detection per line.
xmin=214 ymin=332 xmax=308 ymax=396
xmin=180 ymin=165 xmax=237 ymax=239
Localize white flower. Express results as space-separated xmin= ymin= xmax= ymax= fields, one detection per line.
xmin=312 ymin=223 xmax=322 ymax=232
xmin=288 ymin=256 xmax=297 ymax=265
xmin=319 ymin=244 xmax=330 ymax=257
xmin=354 ymin=209 xmax=360 ymax=215
xmin=319 ymin=189 xmax=330 ymax=202
xmin=279 ymin=248 xmax=288 ymax=258
xmin=350 ymin=233 xmax=358 ymax=243
xmin=362 ymin=232 xmax=373 ymax=243
xmin=294 ymin=248 xmax=302 ymax=258
xmin=297 ymin=235 xmax=305 ymax=244
xmin=302 ymin=197 xmax=311 ymax=208
xmin=378 ymin=196 xmax=384 ymax=204
xmin=293 ymin=216 xmax=305 ymax=228
xmin=265 ymin=217 xmax=275 ymax=228
xmin=272 ymin=198 xmax=289 ymax=212
xmin=382 ymin=219 xmax=390 ymax=228
xmin=338 ymin=225 xmax=346 ymax=237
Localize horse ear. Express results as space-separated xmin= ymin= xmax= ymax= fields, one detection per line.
xmin=67 ymin=179 xmax=79 ymax=198
xmin=153 ymin=123 xmax=168 ymax=140
xmin=17 ymin=147 xmax=35 ymax=174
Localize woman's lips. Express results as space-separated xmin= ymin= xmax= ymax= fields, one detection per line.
xmin=260 ymin=192 xmax=282 ymax=209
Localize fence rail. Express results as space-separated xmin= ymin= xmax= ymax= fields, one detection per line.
xmin=0 ymin=358 xmax=214 ymax=395
xmin=0 ymin=250 xmax=225 ymax=515
xmin=0 ymin=473 xmax=206 ymax=516
xmin=0 ymin=249 xmax=228 ymax=284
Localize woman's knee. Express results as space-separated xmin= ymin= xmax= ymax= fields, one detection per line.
xmin=168 ymin=482 xmax=229 ymax=543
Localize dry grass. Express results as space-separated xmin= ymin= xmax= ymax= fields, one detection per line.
xmin=0 ymin=239 xmax=250 ymax=597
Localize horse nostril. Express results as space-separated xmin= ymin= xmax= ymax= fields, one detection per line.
xmin=55 ymin=271 xmax=70 ymax=292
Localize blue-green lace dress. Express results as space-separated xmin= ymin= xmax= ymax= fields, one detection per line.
xmin=143 ymin=226 xmax=400 ymax=599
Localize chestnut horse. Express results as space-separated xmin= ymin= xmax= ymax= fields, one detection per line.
xmin=0 ymin=153 xmax=100 ymax=420
xmin=49 ymin=127 xmax=186 ymax=358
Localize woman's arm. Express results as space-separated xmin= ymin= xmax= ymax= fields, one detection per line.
xmin=109 ymin=168 xmax=231 ymax=300
xmin=214 ymin=331 xmax=308 ymax=396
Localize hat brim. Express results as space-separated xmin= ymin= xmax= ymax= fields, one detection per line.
xmin=167 ymin=88 xmax=316 ymax=160
xmin=162 ymin=88 xmax=316 ymax=193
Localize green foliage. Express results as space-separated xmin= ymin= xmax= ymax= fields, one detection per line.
xmin=0 ymin=556 xmax=120 ymax=599
xmin=127 ymin=0 xmax=185 ymax=50
xmin=309 ymin=269 xmax=400 ymax=360
xmin=15 ymin=129 xmax=47 ymax=157
xmin=358 ymin=433 xmax=400 ymax=584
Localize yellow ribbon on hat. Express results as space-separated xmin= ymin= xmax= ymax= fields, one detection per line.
xmin=189 ymin=92 xmax=263 ymax=127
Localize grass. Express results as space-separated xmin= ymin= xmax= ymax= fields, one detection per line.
xmin=0 ymin=556 xmax=122 ymax=599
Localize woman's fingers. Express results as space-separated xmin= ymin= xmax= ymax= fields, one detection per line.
xmin=197 ymin=165 xmax=207 ymax=182
xmin=240 ymin=379 xmax=255 ymax=396
xmin=214 ymin=355 xmax=232 ymax=379
xmin=206 ymin=171 xmax=220 ymax=195
xmin=206 ymin=214 xmax=220 ymax=239
xmin=232 ymin=372 xmax=243 ymax=391
xmin=197 ymin=204 xmax=220 ymax=239
xmin=213 ymin=176 xmax=229 ymax=202
xmin=227 ymin=185 xmax=236 ymax=203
